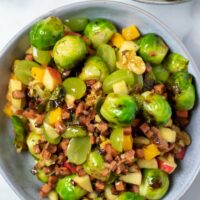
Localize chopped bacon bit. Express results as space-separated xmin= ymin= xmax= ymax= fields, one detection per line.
xmin=105 ymin=153 xmax=113 ymax=162
xmin=87 ymin=124 xmax=95 ymax=132
xmin=123 ymin=126 xmax=132 ymax=135
xmin=57 ymin=153 xmax=66 ymax=165
xmin=64 ymin=162 xmax=77 ymax=173
xmin=33 ymin=144 xmax=41 ymax=154
xmin=130 ymin=185 xmax=139 ymax=193
xmin=96 ymin=121 xmax=109 ymax=134
xmin=12 ymin=90 xmax=25 ymax=99
xmin=41 ymin=149 xmax=52 ymax=160
xmin=55 ymin=165 xmax=71 ymax=176
xmin=176 ymin=110 xmax=188 ymax=118
xmin=129 ymin=164 xmax=140 ymax=173
xmin=39 ymin=184 xmax=51 ymax=198
xmin=35 ymin=114 xmax=45 ymax=126
xmin=140 ymin=123 xmax=150 ymax=133
xmin=23 ymin=109 xmax=36 ymax=119
xmin=25 ymin=54 xmax=33 ymax=61
xmin=121 ymin=150 xmax=135 ymax=164
xmin=87 ymin=46 xmax=96 ymax=56
xmin=135 ymin=149 xmax=144 ymax=158
xmin=85 ymin=79 xmax=96 ymax=87
xmin=116 ymin=163 xmax=126 ymax=175
xmin=101 ymin=168 xmax=110 ymax=177
xmin=115 ymin=181 xmax=125 ymax=191
xmin=90 ymin=135 xmax=96 ymax=145
xmin=75 ymin=102 xmax=85 ymax=117
xmin=76 ymin=166 xmax=86 ymax=176
xmin=62 ymin=110 xmax=70 ymax=120
xmin=55 ymin=121 xmax=66 ymax=134
xmin=95 ymin=181 xmax=105 ymax=191
xmin=154 ymin=84 xmax=165 ymax=95
xmin=179 ymin=118 xmax=189 ymax=127
xmin=60 ymin=139 xmax=70 ymax=151
xmin=132 ymin=118 xmax=141 ymax=127
xmin=149 ymin=51 xmax=156 ymax=56
xmin=48 ymin=176 xmax=58 ymax=187
xmin=104 ymin=144 xmax=118 ymax=157
xmin=46 ymin=144 xmax=57 ymax=154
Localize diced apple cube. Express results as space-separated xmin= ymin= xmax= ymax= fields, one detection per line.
xmin=159 ymin=127 xmax=176 ymax=143
xmin=113 ymin=80 xmax=128 ymax=94
xmin=43 ymin=67 xmax=61 ymax=91
xmin=137 ymin=158 xmax=158 ymax=169
xmin=73 ymin=175 xmax=93 ymax=192
xmin=119 ymin=171 xmax=142 ymax=185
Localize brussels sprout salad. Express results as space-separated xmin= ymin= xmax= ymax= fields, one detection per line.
xmin=4 ymin=16 xmax=196 ymax=200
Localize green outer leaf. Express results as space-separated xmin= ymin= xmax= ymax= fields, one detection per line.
xmin=152 ymin=64 xmax=169 ymax=83
xmin=117 ymin=192 xmax=144 ymax=200
xmin=43 ymin=122 xmax=61 ymax=144
xmin=14 ymin=60 xmax=40 ymax=85
xmin=67 ymin=136 xmax=91 ymax=165
xmin=110 ymin=127 xmax=124 ymax=152
xmin=11 ymin=115 xmax=26 ymax=152
xmin=97 ymin=44 xmax=116 ymax=72
xmin=103 ymin=69 xmax=135 ymax=94
xmin=62 ymin=126 xmax=87 ymax=138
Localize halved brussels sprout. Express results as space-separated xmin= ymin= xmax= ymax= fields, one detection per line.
xmin=100 ymin=93 xmax=138 ymax=126
xmin=164 ymin=53 xmax=188 ymax=73
xmin=26 ymin=132 xmax=42 ymax=159
xmin=83 ymin=151 xmax=110 ymax=181
xmin=79 ymin=56 xmax=109 ymax=81
xmin=97 ymin=43 xmax=116 ymax=72
xmin=56 ymin=175 xmax=87 ymax=200
xmin=29 ymin=16 xmax=64 ymax=50
xmin=167 ymin=71 xmax=195 ymax=110
xmin=142 ymin=92 xmax=172 ymax=125
xmin=152 ymin=64 xmax=169 ymax=83
xmin=117 ymin=192 xmax=144 ymax=200
xmin=84 ymin=18 xmax=117 ymax=48
xmin=138 ymin=33 xmax=169 ymax=64
xmin=53 ymin=35 xmax=87 ymax=70
xmin=139 ymin=169 xmax=169 ymax=200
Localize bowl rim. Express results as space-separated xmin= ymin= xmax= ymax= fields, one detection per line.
xmin=0 ymin=0 xmax=200 ymax=200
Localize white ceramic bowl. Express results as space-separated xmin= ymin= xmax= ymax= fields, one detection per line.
xmin=0 ymin=1 xmax=199 ymax=199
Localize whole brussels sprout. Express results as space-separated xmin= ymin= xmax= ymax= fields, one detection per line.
xmin=84 ymin=18 xmax=117 ymax=48
xmin=53 ymin=35 xmax=87 ymax=70
xmin=167 ymin=71 xmax=195 ymax=110
xmin=152 ymin=64 xmax=169 ymax=83
xmin=29 ymin=16 xmax=64 ymax=50
xmin=83 ymin=151 xmax=110 ymax=181
xmin=100 ymin=93 xmax=138 ymax=126
xmin=138 ymin=33 xmax=169 ymax=64
xmin=139 ymin=169 xmax=169 ymax=200
xmin=164 ymin=53 xmax=188 ymax=73
xmin=56 ymin=175 xmax=87 ymax=200
xmin=117 ymin=192 xmax=144 ymax=200
xmin=142 ymin=91 xmax=172 ymax=125
xmin=79 ymin=56 xmax=109 ymax=81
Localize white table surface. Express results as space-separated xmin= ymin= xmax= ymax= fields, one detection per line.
xmin=0 ymin=0 xmax=200 ymax=199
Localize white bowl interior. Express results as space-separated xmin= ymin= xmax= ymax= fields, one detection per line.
xmin=0 ymin=1 xmax=199 ymax=200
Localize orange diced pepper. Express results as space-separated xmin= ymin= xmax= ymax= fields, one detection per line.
xmin=122 ymin=25 xmax=140 ymax=41
xmin=111 ymin=33 xmax=125 ymax=48
xmin=48 ymin=107 xmax=62 ymax=125
xmin=143 ymin=144 xmax=160 ymax=160
xmin=123 ymin=135 xmax=133 ymax=151
xmin=31 ymin=67 xmax=45 ymax=82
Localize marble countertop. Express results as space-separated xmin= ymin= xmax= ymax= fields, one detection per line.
xmin=0 ymin=0 xmax=200 ymax=199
